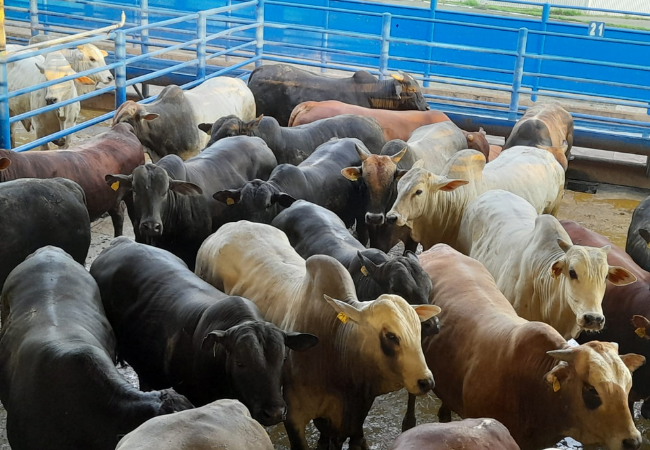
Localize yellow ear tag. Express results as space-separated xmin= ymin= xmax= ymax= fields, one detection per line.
xmin=226 ymin=198 xmax=235 ymax=205
xmin=360 ymin=266 xmax=368 ymax=277
xmin=636 ymin=327 xmax=646 ymax=338
xmin=552 ymin=377 xmax=561 ymax=392
xmin=337 ymin=312 xmax=349 ymax=324
xmin=111 ymin=181 xmax=120 ymax=191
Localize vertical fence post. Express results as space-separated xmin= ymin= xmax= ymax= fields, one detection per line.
xmin=0 ymin=1 xmax=11 ymax=150
xmin=140 ymin=0 xmax=149 ymax=98
xmin=225 ymin=0 xmax=232 ymax=62
xmin=29 ymin=0 xmax=39 ymax=37
xmin=531 ymin=3 xmax=549 ymax=102
xmin=424 ymin=0 xmax=437 ymax=88
xmin=255 ymin=0 xmax=264 ymax=67
xmin=379 ymin=13 xmax=391 ymax=80
xmin=115 ymin=30 xmax=127 ymax=109
xmin=320 ymin=0 xmax=330 ymax=73
xmin=197 ymin=12 xmax=207 ymax=81
xmin=509 ymin=28 xmax=528 ymax=121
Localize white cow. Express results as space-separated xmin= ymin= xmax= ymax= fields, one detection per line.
xmin=112 ymin=77 xmax=257 ymax=161
xmin=115 ymin=399 xmax=274 ymax=450
xmin=7 ymin=46 xmax=95 ymax=149
xmin=404 ymin=121 xmax=473 ymax=172
xmin=195 ymin=221 xmax=440 ymax=450
xmin=457 ymin=189 xmax=636 ymax=339
xmin=387 ymin=146 xmax=565 ymax=250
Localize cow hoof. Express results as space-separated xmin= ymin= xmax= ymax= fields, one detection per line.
xmin=348 ymin=437 xmax=369 ymax=450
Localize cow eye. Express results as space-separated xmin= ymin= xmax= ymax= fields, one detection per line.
xmin=582 ymin=384 xmax=601 ymax=410
xmin=569 ymin=269 xmax=577 ymax=280
xmin=236 ymin=361 xmax=244 ymax=368
xmin=90 ymin=57 xmax=96 ymax=62
xmin=386 ymin=332 xmax=399 ymax=344
xmin=415 ymin=189 xmax=423 ymax=196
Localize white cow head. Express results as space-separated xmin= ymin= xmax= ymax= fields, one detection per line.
xmin=387 ymin=160 xmax=468 ymax=227
xmin=544 ymin=341 xmax=644 ymax=450
xmin=36 ymin=53 xmax=94 ymax=114
xmin=323 ymin=293 xmax=440 ymax=395
xmin=70 ymin=44 xmax=113 ymax=85
xmin=550 ymin=239 xmax=636 ymax=337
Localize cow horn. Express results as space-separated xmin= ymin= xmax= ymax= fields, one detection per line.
xmin=557 ymin=238 xmax=572 ymax=253
xmin=547 ymin=348 xmax=576 ymax=363
xmin=391 ymin=73 xmax=405 ymax=82
xmin=467 ymin=134 xmax=474 ymax=142
xmin=354 ymin=143 xmax=370 ymax=162
xmin=391 ymin=147 xmax=408 ymax=163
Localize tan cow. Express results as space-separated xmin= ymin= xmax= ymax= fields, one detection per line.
xmin=115 ymin=399 xmax=273 ymax=450
xmin=195 ymin=221 xmax=439 ymax=450
xmin=503 ymin=103 xmax=574 ymax=170
xmin=411 ymin=244 xmax=644 ymax=450
xmin=386 ymin=147 xmax=565 ymax=251
xmin=457 ymin=190 xmax=636 ymax=339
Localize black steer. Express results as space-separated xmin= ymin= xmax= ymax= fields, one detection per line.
xmin=214 ymin=138 xmax=368 ymax=243
xmin=626 ymin=195 xmax=650 ymax=272
xmin=247 ymin=64 xmax=429 ymax=126
xmin=199 ymin=114 xmax=386 ymax=165
xmin=0 ymin=175 xmax=90 ymax=292
xmin=90 ymin=237 xmax=318 ymax=426
xmin=106 ymin=136 xmax=277 ymax=269
xmin=0 ymin=246 xmax=193 ymax=450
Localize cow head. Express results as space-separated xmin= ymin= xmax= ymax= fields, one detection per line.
xmin=356 ymin=250 xmax=431 ymax=306
xmin=105 ymin=164 xmax=202 ymax=238
xmin=72 ymin=44 xmax=113 ymax=85
xmin=463 ymin=128 xmax=490 ymax=160
xmin=201 ymin=320 xmax=317 ymax=426
xmin=112 ymin=101 xmax=159 ymax=129
xmin=550 ymin=239 xmax=636 ymax=338
xmin=386 ymin=162 xmax=468 ymax=227
xmin=386 ymin=72 xmax=429 ymax=111
xmin=213 ymin=179 xmax=296 ymax=223
xmin=342 ymin=142 xmax=408 ymax=226
xmin=199 ymin=115 xmax=263 ymax=147
xmin=157 ymin=388 xmax=194 ymax=413
xmin=544 ymin=341 xmax=644 ymax=449
xmin=324 ymin=293 xmax=440 ymax=395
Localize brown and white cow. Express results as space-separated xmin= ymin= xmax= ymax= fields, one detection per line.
xmin=409 ymin=244 xmax=644 ymax=450
xmin=195 ymin=221 xmax=439 ymax=450
xmin=390 ymin=418 xmax=520 ymax=450
xmin=0 ymin=122 xmax=144 ymax=236
xmin=503 ymin=103 xmax=574 ymax=170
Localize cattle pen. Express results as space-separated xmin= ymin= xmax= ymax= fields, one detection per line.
xmin=2 ymin=0 xmax=650 ymax=188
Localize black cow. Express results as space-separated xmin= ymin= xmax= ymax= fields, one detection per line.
xmin=90 ymin=237 xmax=317 ymax=426
xmin=248 ymin=64 xmax=429 ymax=126
xmin=214 ymin=138 xmax=368 ymax=243
xmin=0 ymin=246 xmax=193 ymax=450
xmin=199 ymin=114 xmax=386 ymax=165
xmin=105 ymin=136 xmax=277 ymax=269
xmin=627 ymin=195 xmax=650 ymax=272
xmin=0 ymin=176 xmax=90 ymax=292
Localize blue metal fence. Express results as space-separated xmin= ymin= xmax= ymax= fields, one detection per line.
xmin=2 ymin=0 xmax=650 ymax=155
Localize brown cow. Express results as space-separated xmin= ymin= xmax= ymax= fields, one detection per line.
xmin=0 ymin=123 xmax=144 ymax=236
xmin=408 ymin=244 xmax=644 ymax=450
xmin=390 ymin=419 xmax=520 ymax=450
xmin=503 ymin=103 xmax=573 ymax=170
xmin=563 ymin=220 xmax=650 ymax=418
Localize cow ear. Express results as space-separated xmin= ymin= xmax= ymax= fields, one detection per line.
xmin=607 ymin=266 xmax=637 ymax=286
xmin=105 ymin=174 xmax=132 ymax=190
xmin=620 ymin=354 xmax=646 ymax=373
xmin=435 ymin=177 xmax=468 ymax=192
xmin=557 ymin=238 xmax=572 ymax=253
xmin=544 ymin=363 xmax=570 ymax=392
xmin=395 ymin=169 xmax=409 ymax=181
xmin=142 ymin=113 xmax=159 ymax=122
xmin=198 ymin=123 xmax=213 ymax=134
xmin=284 ymin=332 xmax=319 ymax=352
xmin=413 ymin=304 xmax=441 ymax=322
xmin=247 ymin=115 xmax=263 ymax=131
xmin=639 ymin=228 xmax=650 ymax=245
xmin=35 ymin=62 xmax=46 ymax=74
xmin=76 ymin=76 xmax=96 ymax=85
xmin=100 ymin=50 xmax=109 ymax=57
xmin=214 ymin=189 xmax=241 ymax=205
xmin=550 ymin=259 xmax=565 ymax=278
xmin=323 ymin=295 xmax=363 ymax=324
xmin=341 ymin=167 xmax=361 ymax=181
xmin=201 ymin=330 xmax=228 ymax=351
xmin=479 ymin=127 xmax=486 ymax=136
xmin=169 ymin=180 xmax=203 ymax=196
xmin=271 ymin=193 xmax=296 ymax=208
xmin=632 ymin=315 xmax=650 ymax=340
xmin=356 ymin=251 xmax=379 ymax=277
xmin=0 ymin=157 xmax=11 ymax=171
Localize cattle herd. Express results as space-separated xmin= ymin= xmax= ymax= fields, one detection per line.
xmin=3 ymin=49 xmax=650 ymax=450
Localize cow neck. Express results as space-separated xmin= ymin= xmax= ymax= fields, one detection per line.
xmin=532 ymin=247 xmax=573 ymax=337
xmin=161 ymin=189 xmax=187 ymax=232
xmin=416 ymin=178 xmax=470 ymax=250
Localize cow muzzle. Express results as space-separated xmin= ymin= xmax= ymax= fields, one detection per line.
xmin=416 ymin=376 xmax=434 ymax=395
xmin=256 ymin=405 xmax=287 ymax=426
xmin=45 ymin=97 xmax=58 ymax=106
xmin=366 ymin=212 xmax=385 ymax=226
xmin=52 ymin=137 xmax=67 ymax=147
xmin=140 ymin=221 xmax=163 ymax=237
xmin=578 ymin=313 xmax=605 ymax=331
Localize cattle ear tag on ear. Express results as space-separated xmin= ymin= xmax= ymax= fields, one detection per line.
xmin=337 ymin=312 xmax=349 ymax=324
xmin=360 ymin=266 xmax=368 ymax=277
xmin=226 ymin=198 xmax=235 ymax=206
xmin=636 ymin=328 xmax=647 ymax=339
xmin=111 ymin=181 xmax=120 ymax=191
xmin=552 ymin=376 xmax=561 ymax=392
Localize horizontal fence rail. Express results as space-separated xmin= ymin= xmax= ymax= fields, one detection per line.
xmin=2 ymin=0 xmax=649 ymax=156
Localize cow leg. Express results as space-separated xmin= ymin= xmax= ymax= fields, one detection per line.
xmin=348 ymin=435 xmax=368 ymax=450
xmin=438 ymin=402 xmax=452 ymax=423
xmin=109 ymin=202 xmax=125 ymax=238
xmin=285 ymin=418 xmax=310 ymax=450
xmin=401 ymin=393 xmax=417 ymax=431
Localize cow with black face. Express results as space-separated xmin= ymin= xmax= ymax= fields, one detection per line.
xmin=90 ymin=237 xmax=318 ymax=426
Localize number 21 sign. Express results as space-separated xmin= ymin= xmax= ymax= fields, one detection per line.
xmin=588 ymin=21 xmax=605 ymax=38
